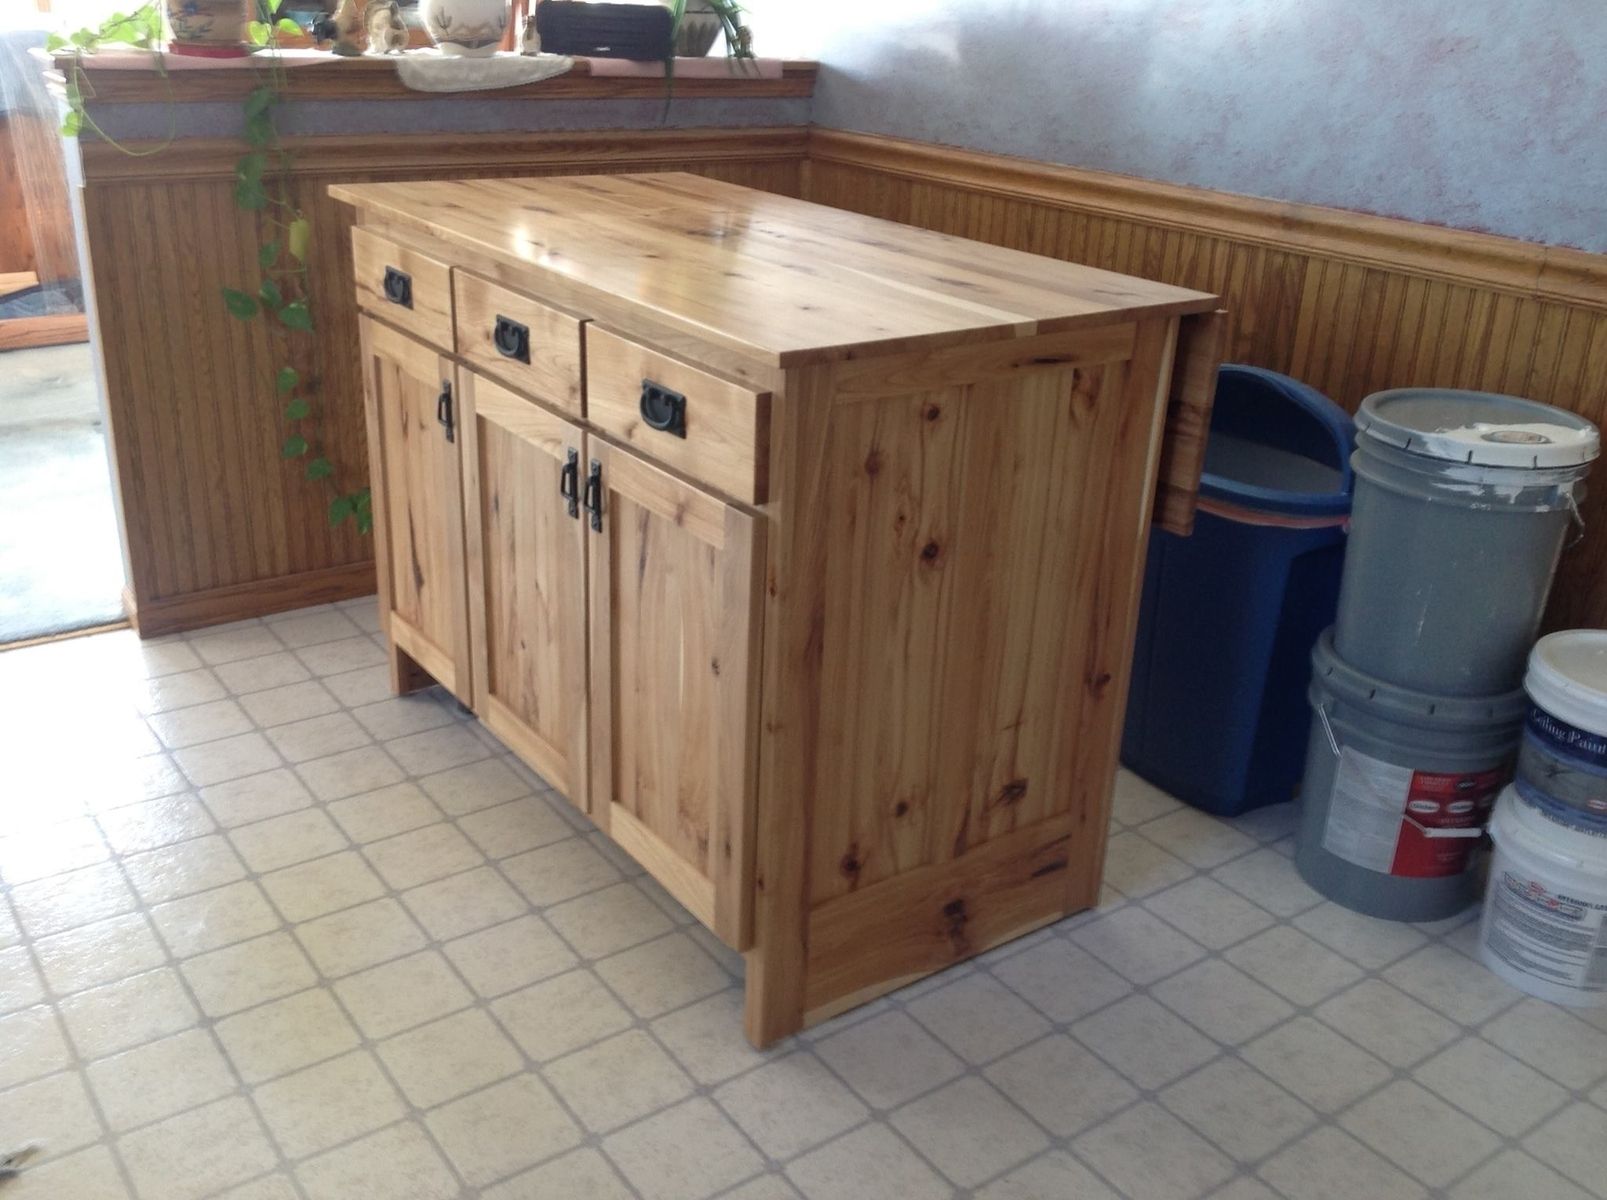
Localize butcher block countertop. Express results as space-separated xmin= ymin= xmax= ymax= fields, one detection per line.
xmin=329 ymin=172 xmax=1219 ymax=367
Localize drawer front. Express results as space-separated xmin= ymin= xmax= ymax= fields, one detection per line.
xmin=351 ymin=227 xmax=454 ymax=350
xmin=454 ymin=271 xmax=586 ymax=416
xmin=586 ymin=327 xmax=770 ymax=505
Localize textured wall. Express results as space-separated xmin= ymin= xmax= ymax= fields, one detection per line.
xmin=751 ymin=0 xmax=1607 ymax=251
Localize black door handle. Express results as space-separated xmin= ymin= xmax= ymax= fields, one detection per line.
xmin=582 ymin=459 xmax=603 ymax=532
xmin=436 ymin=379 xmax=454 ymax=443
xmin=382 ymin=266 xmax=412 ymax=308
xmin=639 ymin=379 xmax=687 ymax=438
xmin=559 ymin=448 xmax=579 ymax=519
xmin=493 ymin=315 xmax=530 ymax=363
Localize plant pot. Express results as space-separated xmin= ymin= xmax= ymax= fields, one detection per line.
xmin=164 ymin=0 xmax=254 ymax=57
xmin=673 ymin=0 xmax=721 ymax=56
xmin=419 ymin=0 xmax=509 ymax=56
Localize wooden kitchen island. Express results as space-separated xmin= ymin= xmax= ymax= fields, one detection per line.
xmin=333 ymin=173 xmax=1222 ymax=1045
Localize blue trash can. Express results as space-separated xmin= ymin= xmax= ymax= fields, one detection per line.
xmin=1123 ymin=365 xmax=1356 ymax=816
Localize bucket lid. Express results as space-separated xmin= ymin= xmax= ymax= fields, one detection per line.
xmin=1489 ymin=786 xmax=1607 ymax=872
xmin=1357 ymin=389 xmax=1600 ymax=469
xmin=1527 ymin=631 xmax=1607 ymax=738
xmin=1311 ymin=628 xmax=1529 ymax=730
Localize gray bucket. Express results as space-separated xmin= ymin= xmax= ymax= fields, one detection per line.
xmin=1333 ymin=389 xmax=1598 ymax=696
xmin=1296 ymin=629 xmax=1526 ymax=921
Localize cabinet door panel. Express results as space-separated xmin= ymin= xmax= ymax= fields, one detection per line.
xmin=360 ymin=315 xmax=471 ymax=704
xmin=587 ymin=441 xmax=763 ymax=948
xmin=459 ymin=371 xmax=589 ymax=808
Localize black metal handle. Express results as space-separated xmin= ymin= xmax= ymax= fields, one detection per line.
xmin=382 ymin=266 xmax=412 ymax=309
xmin=583 ymin=459 xmax=603 ymax=532
xmin=639 ymin=379 xmax=687 ymax=438
xmin=436 ymin=379 xmax=454 ymax=443
xmin=559 ymin=448 xmax=579 ymax=519
xmin=493 ymin=314 xmax=530 ymax=363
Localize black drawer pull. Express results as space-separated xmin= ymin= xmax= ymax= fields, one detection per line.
xmin=437 ymin=379 xmax=454 ymax=443
xmin=639 ymin=379 xmax=686 ymax=438
xmin=382 ymin=266 xmax=412 ymax=308
xmin=583 ymin=458 xmax=603 ymax=532
xmin=559 ymin=448 xmax=579 ymax=519
xmin=493 ymin=314 xmax=530 ymax=363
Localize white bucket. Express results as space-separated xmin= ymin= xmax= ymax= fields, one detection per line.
xmin=1517 ymin=630 xmax=1607 ymax=835
xmin=1479 ymin=787 xmax=1607 ymax=1007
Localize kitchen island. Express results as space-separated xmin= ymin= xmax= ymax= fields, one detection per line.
xmin=333 ymin=172 xmax=1222 ymax=1045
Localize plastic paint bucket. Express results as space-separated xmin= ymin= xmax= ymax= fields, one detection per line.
xmin=1333 ymin=389 xmax=1598 ymax=696
xmin=1479 ymin=787 xmax=1607 ymax=1007
xmin=1517 ymin=631 xmax=1607 ymax=836
xmin=1296 ymin=630 xmax=1525 ymax=921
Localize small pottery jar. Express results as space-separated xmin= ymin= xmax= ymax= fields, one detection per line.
xmin=673 ymin=0 xmax=721 ymax=56
xmin=164 ymin=0 xmax=253 ymax=57
xmin=419 ymin=0 xmax=509 ymax=56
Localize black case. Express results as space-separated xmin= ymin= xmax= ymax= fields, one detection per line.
xmin=535 ymin=2 xmax=675 ymax=60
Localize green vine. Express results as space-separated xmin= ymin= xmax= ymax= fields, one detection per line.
xmin=47 ymin=5 xmax=175 ymax=153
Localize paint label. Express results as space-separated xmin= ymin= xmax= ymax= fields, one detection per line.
xmin=1322 ymin=748 xmax=1505 ymax=877
xmin=1484 ymin=868 xmax=1607 ymax=990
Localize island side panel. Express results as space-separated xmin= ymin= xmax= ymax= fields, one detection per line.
xmin=745 ymin=319 xmax=1181 ymax=1043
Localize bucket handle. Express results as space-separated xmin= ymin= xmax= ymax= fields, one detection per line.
xmin=1566 ymin=491 xmax=1587 ymax=550
xmin=1317 ymin=703 xmax=1341 ymax=758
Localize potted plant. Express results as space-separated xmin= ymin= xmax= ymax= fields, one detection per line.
xmin=165 ymin=0 xmax=255 ymax=56
xmin=670 ymin=0 xmax=751 ymax=59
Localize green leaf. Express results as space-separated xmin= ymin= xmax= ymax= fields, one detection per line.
xmin=247 ymin=20 xmax=271 ymax=46
xmin=236 ymin=152 xmax=266 ymax=183
xmin=221 ymin=288 xmax=259 ymax=319
xmin=244 ymin=112 xmax=274 ymax=149
xmin=234 ymin=177 xmax=269 ymax=211
xmin=243 ymin=85 xmax=275 ymax=119
xmin=267 ymin=0 xmax=283 ymax=12
xmin=354 ymin=489 xmax=373 ymax=534
xmin=281 ymin=434 xmax=308 ymax=459
xmin=258 ymin=278 xmax=283 ymax=310
xmin=277 ymin=17 xmax=300 ymax=36
xmin=275 ymin=366 xmax=299 ymax=394
xmin=257 ymin=239 xmax=280 ymax=270
xmin=70 ymin=29 xmax=96 ymax=47
xmin=328 ymin=495 xmax=355 ymax=527
xmin=278 ymin=300 xmax=313 ymax=332
xmin=61 ymin=110 xmax=82 ymax=138
xmin=286 ymin=217 xmax=311 ymax=263
xmin=46 ymin=33 xmax=68 ymax=52
xmin=304 ymin=456 xmax=334 ymax=482
xmin=286 ymin=396 xmax=311 ymax=420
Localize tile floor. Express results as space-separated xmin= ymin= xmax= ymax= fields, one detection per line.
xmin=1 ymin=598 xmax=1605 ymax=1200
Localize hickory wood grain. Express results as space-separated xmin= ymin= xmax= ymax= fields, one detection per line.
xmin=351 ymin=227 xmax=454 ymax=352
xmin=453 ymin=271 xmax=587 ymax=416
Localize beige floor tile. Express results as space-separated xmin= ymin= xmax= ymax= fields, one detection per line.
xmin=266 ymin=712 xmax=371 ymax=765
xmin=385 ymin=724 xmax=492 ymax=776
xmin=444 ymin=913 xmax=576 ymax=998
xmin=228 ymin=809 xmax=347 ymax=874
xmin=1241 ymin=1016 xmax=1393 ymax=1115
xmin=1069 ymin=906 xmax=1207 ymax=986
xmin=1482 ymin=998 xmax=1607 ymax=1090
xmin=1383 ymin=942 xmax=1524 ymax=1025
xmin=721 ymin=1174 xmax=803 ymax=1200
xmin=172 ymin=732 xmax=283 ymax=788
xmin=181 ymin=931 xmax=318 ymax=1017
xmin=296 ymin=1120 xmax=461 ymax=1200
xmin=33 ymin=911 xmax=166 ymax=995
xmin=1075 ymin=1102 xmax=1235 ymax=1200
xmin=891 ymin=1076 xmax=1048 ymax=1189
xmin=1146 ymin=876 xmax=1276 ymax=950
xmin=493 ymin=969 xmax=633 ymax=1063
xmin=190 ymin=626 xmax=287 ymax=666
xmin=1 ymin=1144 xmax=129 ymax=1200
xmin=427 ymin=1074 xmax=584 ymax=1188
xmin=547 ymin=1030 xmax=696 ymax=1134
xmin=593 ymin=931 xmax=730 ymax=1019
xmin=1414 ymin=1036 xmax=1569 ymax=1136
xmin=122 ymin=834 xmax=247 ymax=904
xmin=0 ymin=944 xmax=45 ymax=1014
xmin=603 ymin=1097 xmax=766 ymax=1200
xmin=211 ymin=651 xmax=312 ymax=694
xmin=293 ymin=896 xmax=427 ymax=978
xmin=253 ymin=1050 xmax=407 ymax=1159
xmin=1293 ymin=902 xmax=1430 ymax=970
xmin=0 ymin=817 xmax=109 ymax=884
xmin=1315 ymin=979 xmax=1460 ymax=1067
xmin=985 ymin=1034 xmax=1138 ymax=1138
xmin=1151 ymin=958 xmax=1295 ymax=1045
xmin=268 ymin=609 xmax=362 ymax=649
xmin=293 ymin=634 xmax=389 ymax=678
xmin=0 ymin=1069 xmax=103 ymax=1156
xmin=905 ymin=974 xmax=1051 ymax=1066
xmin=215 ymin=987 xmax=361 ymax=1083
xmin=96 ymin=794 xmax=217 ymax=855
xmin=295 ymin=745 xmax=404 ymax=802
xmin=545 ymin=882 xmax=675 ymax=959
xmin=1162 ymin=1057 xmax=1315 ymax=1162
xmin=989 ymin=935 xmax=1131 ymax=1024
xmin=1210 ymin=846 xmax=1326 ymax=917
xmin=117 ymin=1096 xmax=280 ymax=1200
xmin=1340 ymin=1079 xmax=1502 ymax=1189
xmin=1071 ymin=995 xmax=1219 ymax=1090
xmin=481 ymin=1146 xmax=634 ymax=1200
xmin=86 ymin=1027 xmax=235 ymax=1130
xmin=199 ymin=768 xmax=313 ymax=828
xmin=351 ymin=694 xmax=456 ymax=741
xmin=148 ymin=699 xmax=254 ymax=750
xmin=1522 ymin=1102 xmax=1607 ymax=1196
xmin=814 ymin=1010 xmax=964 ymax=1111
xmin=418 ymin=756 xmax=532 ymax=816
xmin=1224 ymin=925 xmax=1366 ymax=1007
xmin=134 ymin=667 xmax=225 ymax=715
xmin=977 ymin=1149 xmax=1120 ymax=1200
xmin=335 ymin=950 xmax=474 ymax=1040
xmin=378 ymin=1006 xmax=523 ymax=1108
xmin=402 ymin=866 xmax=528 ymax=943
xmin=260 ymin=850 xmax=386 ymax=924
xmin=1257 ymin=1126 xmax=1427 ymax=1200
xmin=1111 ymin=769 xmax=1184 ymax=825
xmin=1102 ymin=830 xmax=1194 ymax=897
xmin=787 ymin=1123 xmax=952 ymax=1200
xmin=327 ymin=782 xmax=441 ymax=844
xmin=500 ymin=838 xmax=623 ymax=907
xmin=149 ymin=879 xmax=281 ymax=957
xmin=650 ymin=989 xmax=773 ymax=1086
xmin=1140 ymin=807 xmax=1258 ymax=868
xmin=363 ymin=821 xmax=484 ymax=890
xmin=1449 ymin=1148 xmax=1594 ymax=1200
xmin=57 ymin=968 xmax=198 ymax=1060
xmin=237 ymin=680 xmax=341 ymax=729
xmin=459 ymin=796 xmax=576 ymax=860
xmin=216 ymin=1175 xmax=301 ymax=1200
xmin=321 ymin=665 xmax=394 ymax=708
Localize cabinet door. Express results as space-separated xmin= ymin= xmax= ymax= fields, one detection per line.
xmin=359 ymin=315 xmax=472 ymax=704
xmin=458 ymin=370 xmax=590 ymax=809
xmin=586 ymin=441 xmax=764 ymax=949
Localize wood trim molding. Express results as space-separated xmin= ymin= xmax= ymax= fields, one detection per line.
xmin=807 ymin=128 xmax=1607 ymax=309
xmin=128 ymin=562 xmax=376 ymax=638
xmin=79 ymin=125 xmax=812 ymax=183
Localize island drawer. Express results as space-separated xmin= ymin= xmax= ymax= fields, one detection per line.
xmin=351 ymin=227 xmax=454 ymax=351
xmin=454 ymin=271 xmax=586 ymax=417
xmin=585 ymin=327 xmax=771 ymax=505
